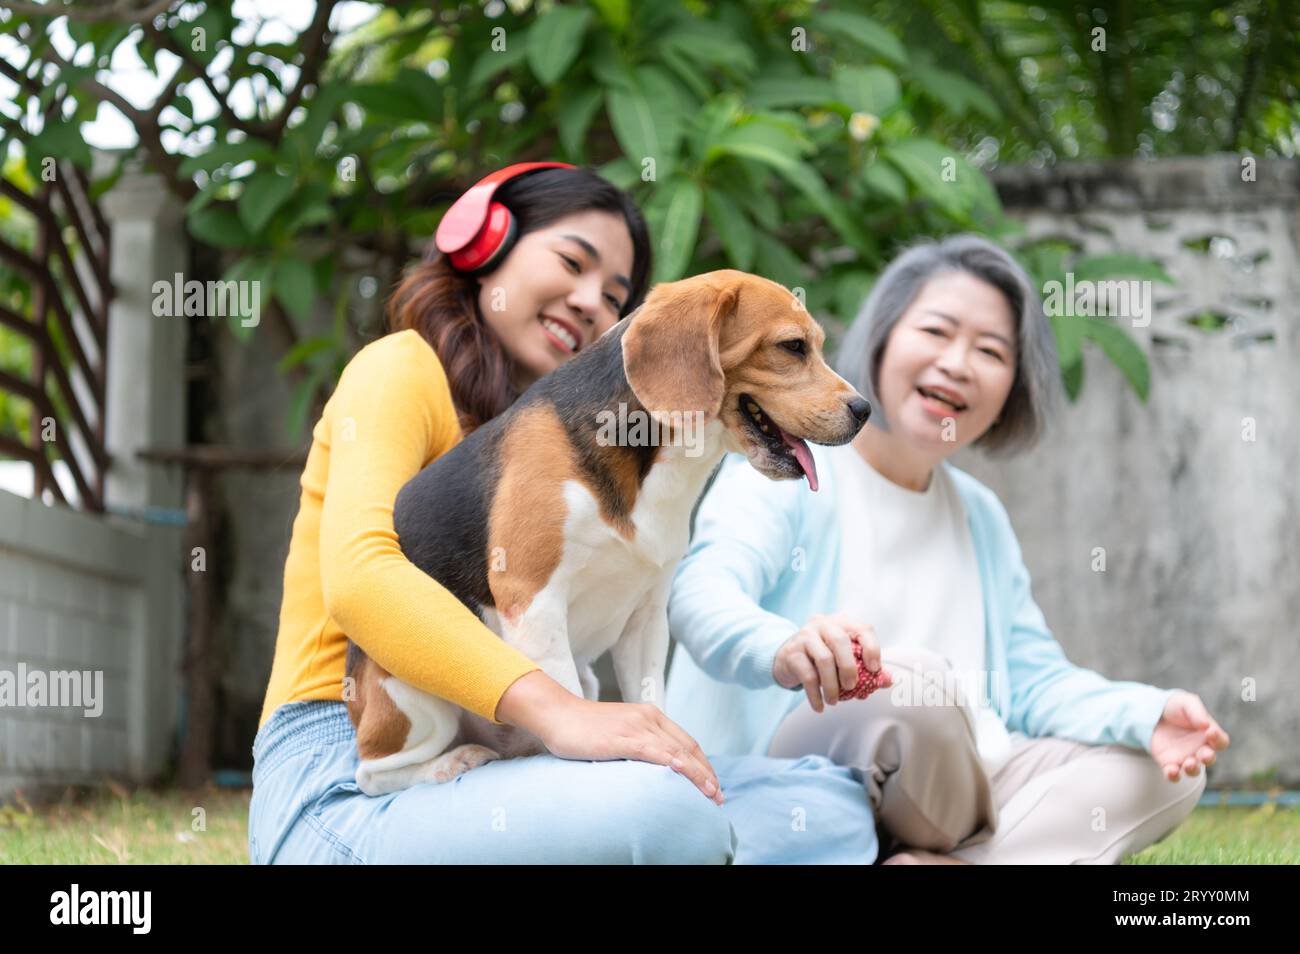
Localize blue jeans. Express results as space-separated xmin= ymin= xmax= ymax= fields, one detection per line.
xmin=249 ymin=701 xmax=879 ymax=864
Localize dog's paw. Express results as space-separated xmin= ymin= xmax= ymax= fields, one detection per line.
xmin=431 ymin=743 xmax=500 ymax=783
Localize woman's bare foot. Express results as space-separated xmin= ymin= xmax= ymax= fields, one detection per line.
xmin=882 ymin=849 xmax=970 ymax=865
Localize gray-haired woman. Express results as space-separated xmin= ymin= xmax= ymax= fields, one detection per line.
xmin=664 ymin=234 xmax=1230 ymax=863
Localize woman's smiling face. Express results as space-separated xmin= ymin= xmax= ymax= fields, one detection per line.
xmin=876 ymin=269 xmax=1018 ymax=453
xmin=475 ymin=208 xmax=635 ymax=389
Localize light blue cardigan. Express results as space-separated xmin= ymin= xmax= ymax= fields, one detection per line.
xmin=664 ymin=441 xmax=1181 ymax=758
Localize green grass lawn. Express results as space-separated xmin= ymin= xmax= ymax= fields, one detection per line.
xmin=0 ymin=783 xmax=252 ymax=864
xmin=1 ymin=784 xmax=1296 ymax=864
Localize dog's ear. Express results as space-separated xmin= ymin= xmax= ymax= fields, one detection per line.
xmin=622 ymin=273 xmax=740 ymax=424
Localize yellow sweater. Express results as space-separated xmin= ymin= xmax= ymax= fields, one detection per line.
xmin=258 ymin=329 xmax=540 ymax=730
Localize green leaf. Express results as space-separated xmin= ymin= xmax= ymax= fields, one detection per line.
xmin=277 ymin=334 xmax=335 ymax=374
xmin=184 ymin=177 xmax=226 ymax=215
xmin=861 ymin=161 xmax=908 ymax=203
xmin=238 ymin=172 xmax=295 ymax=233
xmin=232 ymin=61 xmax=285 ymax=91
xmin=282 ymin=200 xmax=334 ymax=235
xmin=884 ymin=138 xmax=999 ymax=222
xmin=711 ymin=127 xmax=867 ymax=251
xmin=1072 ymin=253 xmax=1173 ymax=285
xmin=605 ymin=73 xmax=683 ymax=179
xmin=911 ymin=64 xmax=1001 ymax=120
xmin=703 ymin=189 xmax=754 ymax=270
xmin=596 ymin=156 xmax=639 ymax=189
xmin=1016 ymin=240 xmax=1076 ymax=288
xmin=25 ymin=121 xmax=92 ymax=177
xmin=314 ymin=256 xmax=336 ymax=303
xmin=590 ymin=0 xmax=631 ymax=33
xmin=219 ymin=257 xmax=271 ymax=342
xmin=395 ymin=67 xmax=445 ymax=118
xmin=834 ymin=65 xmax=900 ymax=116
xmin=652 ymin=178 xmax=703 ymax=283
xmin=726 ymin=179 xmax=780 ymax=231
xmin=704 ymin=116 xmax=810 ymax=166
xmin=1049 ymin=312 xmax=1083 ymax=369
xmin=557 ymin=86 xmax=605 ymax=160
xmin=813 ymin=11 xmax=907 ymax=65
xmin=688 ymin=95 xmax=743 ymax=160
xmin=588 ymin=33 xmax=637 ymax=91
xmin=657 ymin=25 xmax=756 ymax=76
xmin=286 ymin=362 xmax=332 ymax=440
xmin=83 ymin=21 xmax=133 ymax=61
xmin=753 ymin=231 xmax=808 ymax=288
xmin=178 ymin=138 xmax=276 ymax=177
xmin=747 ymin=75 xmax=842 ymax=110
xmin=667 ymin=31 xmax=725 ymax=95
xmin=254 ymin=41 xmax=298 ymax=63
xmin=1061 ymin=357 xmax=1084 ymax=401
xmin=468 ymin=36 xmax=530 ymax=90
xmin=835 ymin=271 xmax=877 ymax=322
xmin=86 ymin=157 xmax=127 ymax=202
xmin=289 ymin=82 xmax=343 ymax=155
xmin=1080 ymin=317 xmax=1150 ymax=401
xmin=188 ymin=207 xmax=252 ymax=248
xmin=39 ymin=65 xmax=93 ymax=110
xmin=273 ymin=257 xmax=316 ymax=324
xmin=527 ymin=5 xmax=593 ymax=85
xmin=171 ymin=7 xmax=228 ymax=66
xmin=343 ymin=84 xmax=431 ymax=121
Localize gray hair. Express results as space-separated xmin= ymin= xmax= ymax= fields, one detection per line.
xmin=833 ymin=234 xmax=1061 ymax=456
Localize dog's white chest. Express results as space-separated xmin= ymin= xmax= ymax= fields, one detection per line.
xmin=555 ymin=482 xmax=681 ymax=658
xmin=552 ymin=443 xmax=721 ymax=662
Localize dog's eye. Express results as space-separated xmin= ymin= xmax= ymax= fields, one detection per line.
xmin=780 ymin=339 xmax=806 ymax=356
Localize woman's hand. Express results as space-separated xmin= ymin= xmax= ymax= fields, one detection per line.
xmin=773 ymin=613 xmax=893 ymax=713
xmin=1150 ymin=691 xmax=1230 ymax=782
xmin=495 ymin=670 xmax=724 ymax=805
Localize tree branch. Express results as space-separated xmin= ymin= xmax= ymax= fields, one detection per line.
xmin=16 ymin=22 xmax=195 ymax=199
xmin=143 ymin=22 xmax=257 ymax=136
xmin=0 ymin=0 xmax=176 ymax=23
xmin=267 ymin=0 xmax=337 ymax=141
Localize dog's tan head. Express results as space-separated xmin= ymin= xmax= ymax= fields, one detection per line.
xmin=621 ymin=269 xmax=870 ymax=490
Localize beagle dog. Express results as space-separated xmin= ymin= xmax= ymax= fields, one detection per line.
xmin=345 ymin=269 xmax=871 ymax=795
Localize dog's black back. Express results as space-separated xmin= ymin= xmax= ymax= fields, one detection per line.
xmin=390 ymin=317 xmax=657 ymax=610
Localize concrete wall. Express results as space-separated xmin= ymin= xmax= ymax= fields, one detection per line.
xmin=0 ymin=495 xmax=180 ymax=797
xmin=0 ymin=170 xmax=186 ymax=799
xmin=955 ymin=155 xmax=1300 ymax=786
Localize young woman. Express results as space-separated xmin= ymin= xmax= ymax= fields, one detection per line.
xmin=248 ymin=163 xmax=881 ymax=864
xmin=664 ymin=234 xmax=1231 ymax=864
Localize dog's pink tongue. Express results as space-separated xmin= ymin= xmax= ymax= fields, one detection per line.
xmin=782 ymin=433 xmax=819 ymax=492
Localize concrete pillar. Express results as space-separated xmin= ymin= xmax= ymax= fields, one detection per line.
xmin=98 ymin=170 xmax=188 ymax=779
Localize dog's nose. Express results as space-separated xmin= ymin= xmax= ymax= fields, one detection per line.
xmin=848 ymin=397 xmax=871 ymax=425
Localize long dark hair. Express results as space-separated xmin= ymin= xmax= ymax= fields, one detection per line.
xmin=386 ymin=166 xmax=653 ymax=434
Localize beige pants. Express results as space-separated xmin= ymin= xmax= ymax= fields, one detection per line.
xmin=767 ymin=646 xmax=1207 ymax=864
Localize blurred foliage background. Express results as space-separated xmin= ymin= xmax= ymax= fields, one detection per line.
xmin=1 ymin=0 xmax=1296 ymax=442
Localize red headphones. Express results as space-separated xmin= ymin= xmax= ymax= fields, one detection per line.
xmin=434 ymin=161 xmax=576 ymax=274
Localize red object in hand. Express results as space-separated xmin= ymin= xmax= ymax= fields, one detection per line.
xmin=839 ymin=639 xmax=886 ymax=701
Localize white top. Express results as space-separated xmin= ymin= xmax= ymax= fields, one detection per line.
xmin=830 ymin=443 xmax=1020 ymax=777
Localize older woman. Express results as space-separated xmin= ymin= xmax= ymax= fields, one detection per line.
xmin=665 ymin=234 xmax=1230 ymax=864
